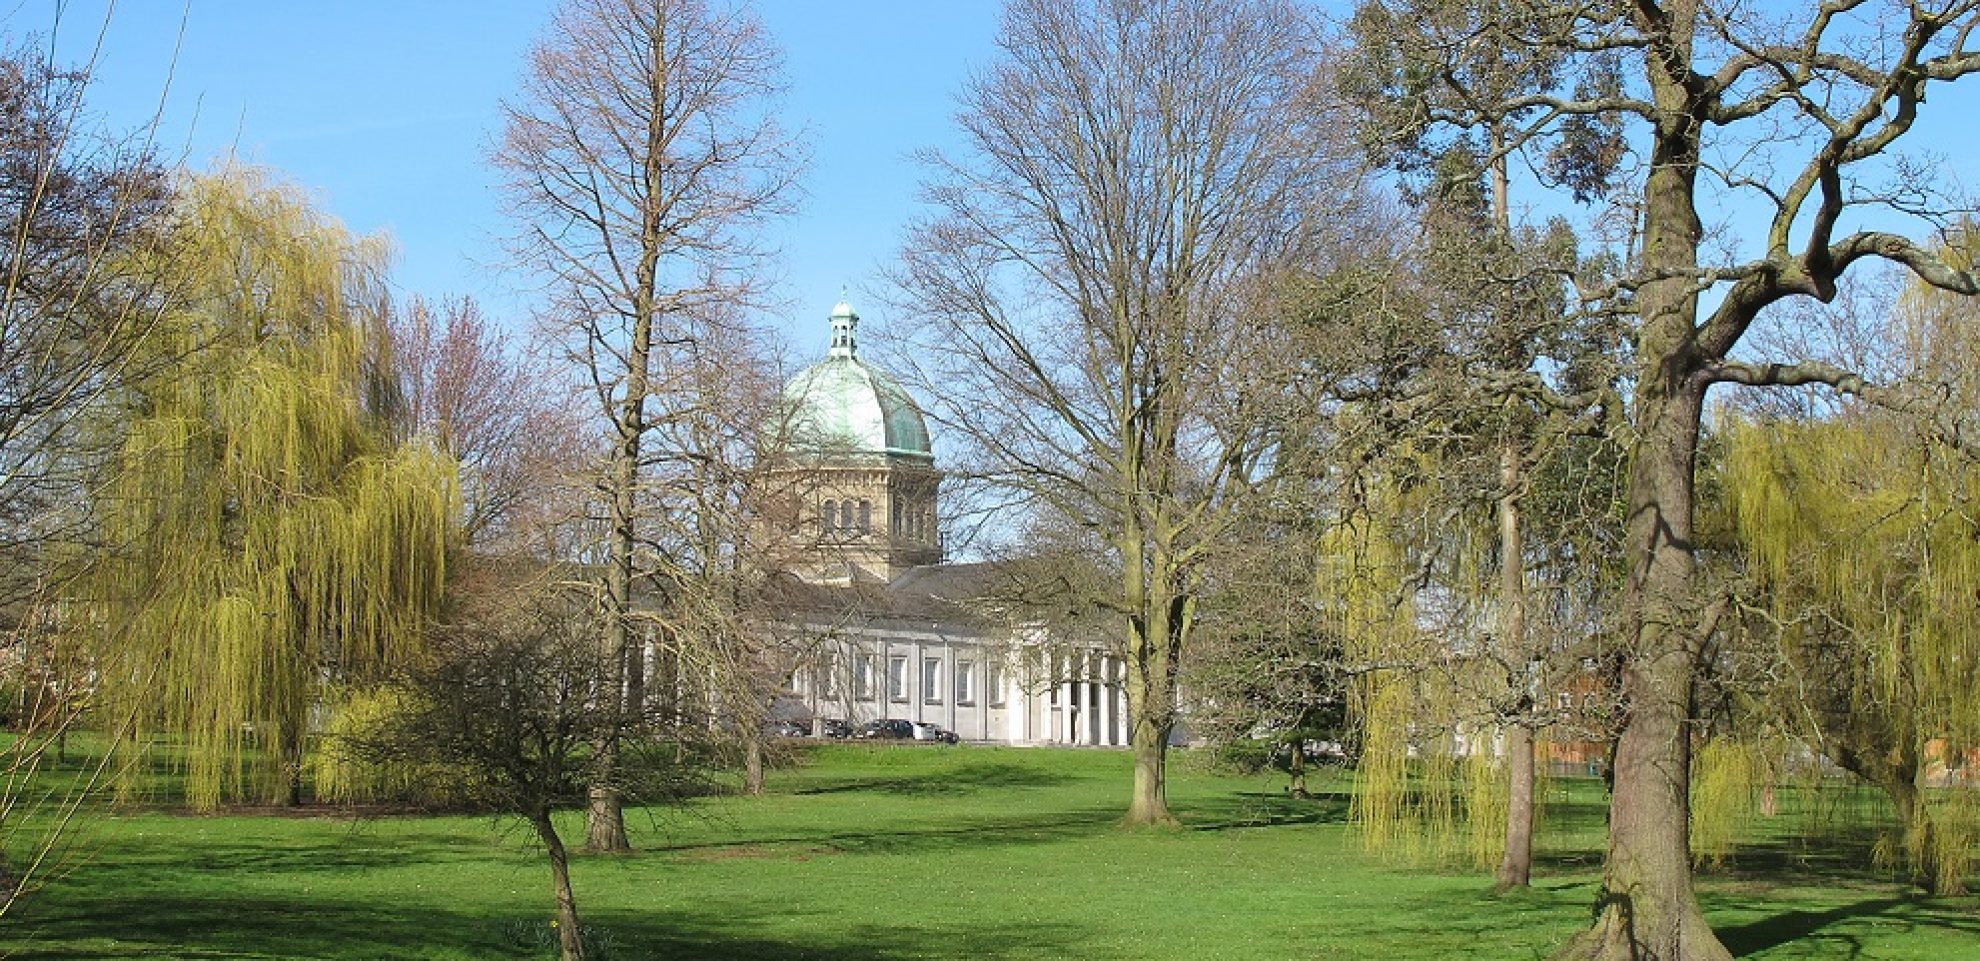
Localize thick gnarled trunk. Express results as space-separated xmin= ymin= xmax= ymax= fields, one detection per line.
xmin=1560 ymin=380 xmax=1728 ymax=961
xmin=1560 ymin=48 xmax=1731 ymax=949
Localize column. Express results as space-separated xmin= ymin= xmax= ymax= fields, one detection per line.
xmin=1099 ymin=654 xmax=1115 ymax=746
xmin=1059 ymin=650 xmax=1074 ymax=744
xmin=1085 ymin=649 xmax=1100 ymax=745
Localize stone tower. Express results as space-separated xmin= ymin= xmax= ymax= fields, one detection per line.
xmin=767 ymin=300 xmax=941 ymax=583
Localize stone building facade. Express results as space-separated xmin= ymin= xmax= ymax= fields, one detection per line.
xmin=771 ymin=301 xmax=1125 ymax=746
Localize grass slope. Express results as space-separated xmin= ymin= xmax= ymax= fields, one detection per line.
xmin=6 ymin=744 xmax=1976 ymax=959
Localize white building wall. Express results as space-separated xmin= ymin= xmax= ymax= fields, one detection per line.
xmin=790 ymin=627 xmax=1122 ymax=746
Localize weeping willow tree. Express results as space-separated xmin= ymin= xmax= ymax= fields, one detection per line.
xmin=80 ymin=167 xmax=456 ymax=811
xmin=1324 ymin=454 xmax=1514 ymax=868
xmin=1724 ymin=414 xmax=1979 ymax=894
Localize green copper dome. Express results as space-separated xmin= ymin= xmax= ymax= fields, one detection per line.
xmin=783 ymin=301 xmax=933 ymax=460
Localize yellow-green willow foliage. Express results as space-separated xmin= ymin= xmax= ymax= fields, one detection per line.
xmin=1689 ymin=736 xmax=1769 ymax=868
xmin=1324 ymin=472 xmax=1483 ymax=861
xmin=1725 ymin=416 xmax=1979 ymax=891
xmin=82 ymin=168 xmax=457 ymax=810
xmin=313 ymin=686 xmax=463 ymax=806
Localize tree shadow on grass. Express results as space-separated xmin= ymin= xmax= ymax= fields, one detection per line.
xmin=1693 ymin=828 xmax=1904 ymax=888
xmin=12 ymin=893 xmax=524 ymax=959
xmin=590 ymin=910 xmax=1090 ymax=961
xmin=11 ymin=893 xmax=1090 ymax=961
xmin=647 ymin=806 xmax=1124 ymax=859
xmin=67 ymin=824 xmax=516 ymax=880
xmin=1180 ymin=790 xmax=1349 ymax=830
xmin=1709 ymin=895 xmax=1980 ymax=958
xmin=792 ymin=759 xmax=1075 ymax=796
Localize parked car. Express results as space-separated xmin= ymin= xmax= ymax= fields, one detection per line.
xmin=911 ymin=721 xmax=960 ymax=744
xmin=856 ymin=718 xmax=916 ymax=740
xmin=817 ymin=717 xmax=853 ymax=739
xmin=768 ymin=719 xmax=811 ymax=738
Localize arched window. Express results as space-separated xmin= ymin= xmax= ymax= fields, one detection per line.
xmin=840 ymin=500 xmax=854 ymax=530
xmin=891 ymin=498 xmax=902 ymax=534
xmin=857 ymin=499 xmax=871 ymax=533
xmin=822 ymin=499 xmax=837 ymax=531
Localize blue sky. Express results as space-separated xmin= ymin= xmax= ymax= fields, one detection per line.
xmin=13 ymin=1 xmax=1979 ymax=366
xmin=19 ymin=1 xmax=1004 ymax=361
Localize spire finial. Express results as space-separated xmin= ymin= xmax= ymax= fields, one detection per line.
xmin=828 ymin=296 xmax=858 ymax=359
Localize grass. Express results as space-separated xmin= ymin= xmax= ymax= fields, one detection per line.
xmin=5 ymin=743 xmax=1977 ymax=960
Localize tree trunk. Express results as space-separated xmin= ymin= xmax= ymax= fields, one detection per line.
xmin=743 ymin=730 xmax=765 ymax=797
xmin=1554 ymin=22 xmax=1733 ymax=954
xmin=1497 ymin=722 xmax=1536 ymax=892
xmin=1495 ymin=432 xmax=1534 ymax=891
xmin=586 ymin=242 xmax=654 ymax=854
xmin=1119 ymin=512 xmax=1183 ymax=827
xmin=584 ymin=786 xmax=628 ymax=852
xmin=532 ymin=809 xmax=586 ymax=961
xmin=1881 ymin=772 xmax=1955 ymax=895
xmin=1126 ymin=710 xmax=1175 ymax=827
xmin=1556 ymin=388 xmax=1728 ymax=961
xmin=282 ymin=722 xmax=306 ymax=807
xmin=626 ymin=625 xmax=647 ymax=725
xmin=1846 ymin=739 xmax=1964 ymax=897
xmin=1288 ymin=741 xmax=1309 ymax=800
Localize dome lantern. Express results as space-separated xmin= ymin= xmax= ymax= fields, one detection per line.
xmin=828 ymin=299 xmax=858 ymax=358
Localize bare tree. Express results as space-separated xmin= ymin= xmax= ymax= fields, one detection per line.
xmin=895 ymin=0 xmax=1356 ymax=826
xmin=633 ymin=307 xmax=796 ymax=798
xmin=345 ymin=565 xmax=706 ymax=961
xmin=389 ymin=296 xmax=585 ymax=551
xmin=1343 ymin=3 xmax=1980 ymax=958
xmin=0 ymin=41 xmax=169 ymax=604
xmin=0 ymin=33 xmax=168 ymax=915
xmin=496 ymin=0 xmax=799 ymax=851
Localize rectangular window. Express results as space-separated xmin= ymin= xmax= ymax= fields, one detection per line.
xmin=854 ymin=654 xmax=876 ymax=701
xmin=988 ymin=662 xmax=1007 ymax=708
xmin=923 ymin=656 xmax=943 ymax=705
xmin=956 ymin=659 xmax=975 ymax=705
xmin=888 ymin=654 xmax=908 ymax=702
xmin=821 ymin=653 xmax=841 ymax=700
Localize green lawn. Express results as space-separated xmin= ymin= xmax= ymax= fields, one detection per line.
xmin=5 ymin=744 xmax=1976 ymax=960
